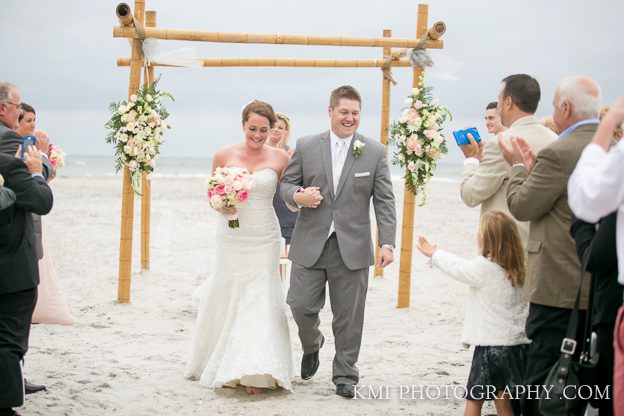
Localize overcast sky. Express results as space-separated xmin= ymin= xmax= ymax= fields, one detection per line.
xmin=2 ymin=0 xmax=622 ymax=162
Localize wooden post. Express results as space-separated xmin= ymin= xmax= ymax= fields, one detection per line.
xmin=397 ymin=4 xmax=429 ymax=308
xmin=374 ymin=29 xmax=392 ymax=279
xmin=140 ymin=9 xmax=156 ymax=272
xmin=117 ymin=57 xmax=414 ymax=68
xmin=118 ymin=0 xmax=145 ymax=303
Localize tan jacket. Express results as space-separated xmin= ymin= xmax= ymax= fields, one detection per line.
xmin=506 ymin=123 xmax=598 ymax=309
xmin=460 ymin=116 xmax=557 ymax=246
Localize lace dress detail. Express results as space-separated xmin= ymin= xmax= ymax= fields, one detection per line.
xmin=184 ymin=169 xmax=293 ymax=391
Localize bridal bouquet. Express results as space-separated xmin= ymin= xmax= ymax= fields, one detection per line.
xmin=205 ymin=167 xmax=253 ymax=228
xmin=105 ymin=77 xmax=173 ymax=194
xmin=388 ymin=74 xmax=452 ymax=205
xmin=48 ymin=145 xmax=66 ymax=171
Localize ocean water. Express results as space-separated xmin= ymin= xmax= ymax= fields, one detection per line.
xmin=60 ymin=155 xmax=463 ymax=181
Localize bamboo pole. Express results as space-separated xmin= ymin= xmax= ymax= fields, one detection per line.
xmin=113 ymin=26 xmax=443 ymax=49
xmin=141 ymin=10 xmax=156 ymax=272
xmin=374 ymin=29 xmax=393 ymax=279
xmin=397 ymin=4 xmax=429 ymax=308
xmin=117 ymin=57 xmax=414 ymax=68
xmin=118 ymin=0 xmax=145 ymax=304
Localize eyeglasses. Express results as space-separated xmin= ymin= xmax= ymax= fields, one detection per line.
xmin=3 ymin=101 xmax=23 ymax=111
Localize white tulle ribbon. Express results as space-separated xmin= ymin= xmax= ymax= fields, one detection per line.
xmin=142 ymin=38 xmax=203 ymax=68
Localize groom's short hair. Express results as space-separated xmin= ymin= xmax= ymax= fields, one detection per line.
xmin=329 ymin=85 xmax=361 ymax=109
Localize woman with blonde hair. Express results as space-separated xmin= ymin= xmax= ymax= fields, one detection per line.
xmin=417 ymin=211 xmax=529 ymax=416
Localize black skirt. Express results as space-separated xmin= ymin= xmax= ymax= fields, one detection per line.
xmin=272 ymin=183 xmax=298 ymax=244
xmin=465 ymin=344 xmax=528 ymax=401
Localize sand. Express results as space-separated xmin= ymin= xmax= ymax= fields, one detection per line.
xmin=20 ymin=175 xmax=495 ymax=416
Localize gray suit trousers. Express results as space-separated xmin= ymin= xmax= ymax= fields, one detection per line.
xmin=287 ymin=234 xmax=368 ymax=386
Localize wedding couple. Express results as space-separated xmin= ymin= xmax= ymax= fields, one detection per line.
xmin=184 ymin=86 xmax=397 ymax=399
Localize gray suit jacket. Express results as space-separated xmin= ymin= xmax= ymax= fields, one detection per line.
xmin=506 ymin=123 xmax=598 ymax=309
xmin=460 ymin=116 xmax=557 ymax=246
xmin=0 ymin=122 xmax=52 ymax=259
xmin=281 ymin=131 xmax=396 ymax=270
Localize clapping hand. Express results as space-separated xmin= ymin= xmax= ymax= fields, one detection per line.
xmin=499 ymin=135 xmax=537 ymax=173
xmin=416 ymin=235 xmax=436 ymax=258
xmin=34 ymin=130 xmax=51 ymax=156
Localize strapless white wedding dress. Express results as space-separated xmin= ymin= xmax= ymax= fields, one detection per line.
xmin=184 ymin=168 xmax=293 ymax=391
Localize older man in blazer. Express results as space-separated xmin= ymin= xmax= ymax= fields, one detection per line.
xmin=460 ymin=74 xmax=557 ymax=246
xmin=0 ymin=148 xmax=53 ymax=416
xmin=281 ymin=85 xmax=396 ymax=399
xmin=0 ymin=83 xmax=51 ymax=261
xmin=500 ymin=76 xmax=602 ymax=416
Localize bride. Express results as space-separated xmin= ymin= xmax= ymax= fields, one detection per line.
xmin=184 ymin=100 xmax=294 ymax=395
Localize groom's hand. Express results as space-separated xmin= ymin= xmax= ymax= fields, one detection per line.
xmin=377 ymin=247 xmax=394 ymax=268
xmin=294 ymin=186 xmax=323 ymax=208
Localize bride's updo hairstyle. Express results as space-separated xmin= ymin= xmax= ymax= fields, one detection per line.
xmin=242 ymin=100 xmax=277 ymax=128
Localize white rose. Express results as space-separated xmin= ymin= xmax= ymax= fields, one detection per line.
xmin=210 ymin=195 xmax=224 ymax=209
xmin=404 ymin=97 xmax=414 ymax=105
xmin=128 ymin=160 xmax=138 ymax=171
xmin=117 ymin=105 xmax=128 ymax=115
xmin=146 ymin=94 xmax=154 ymax=102
xmin=397 ymin=153 xmax=405 ymax=162
xmin=233 ymin=180 xmax=243 ymax=191
xmin=433 ymin=134 xmax=444 ymax=146
xmin=412 ymin=87 xmax=420 ymax=95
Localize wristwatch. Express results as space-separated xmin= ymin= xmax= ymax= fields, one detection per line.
xmin=380 ymin=244 xmax=394 ymax=252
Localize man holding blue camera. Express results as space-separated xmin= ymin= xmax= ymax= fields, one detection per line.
xmin=458 ymin=74 xmax=557 ymax=247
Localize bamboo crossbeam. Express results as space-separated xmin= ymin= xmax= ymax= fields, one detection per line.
xmin=113 ymin=26 xmax=444 ymax=49
xmin=398 ymin=4 xmax=430 ymax=308
xmin=117 ymin=57 xmax=413 ymax=68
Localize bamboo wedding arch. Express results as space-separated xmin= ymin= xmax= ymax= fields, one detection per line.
xmin=113 ymin=0 xmax=447 ymax=307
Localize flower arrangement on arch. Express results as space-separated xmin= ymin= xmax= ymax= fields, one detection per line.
xmin=388 ymin=75 xmax=452 ymax=205
xmin=105 ymin=77 xmax=173 ymax=194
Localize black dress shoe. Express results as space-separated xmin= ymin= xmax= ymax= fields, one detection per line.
xmin=336 ymin=383 xmax=355 ymax=398
xmin=301 ymin=336 xmax=324 ymax=380
xmin=24 ymin=379 xmax=47 ymax=395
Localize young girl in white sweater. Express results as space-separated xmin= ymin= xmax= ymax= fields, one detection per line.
xmin=417 ymin=210 xmax=529 ymax=416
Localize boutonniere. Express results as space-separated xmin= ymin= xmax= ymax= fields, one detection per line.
xmin=352 ymin=139 xmax=365 ymax=157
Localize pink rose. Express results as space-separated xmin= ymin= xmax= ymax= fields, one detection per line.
xmin=236 ymin=189 xmax=249 ymax=203
xmin=207 ymin=189 xmax=214 ymax=198
xmin=413 ymin=100 xmax=423 ymax=109
xmin=130 ymin=94 xmax=138 ymax=102
xmin=224 ymin=184 xmax=235 ymax=194
xmin=427 ymin=149 xmax=440 ymax=159
xmin=214 ymin=184 xmax=225 ymax=195
xmin=50 ymin=159 xmax=58 ymax=169
xmin=405 ymin=138 xmax=422 ymax=156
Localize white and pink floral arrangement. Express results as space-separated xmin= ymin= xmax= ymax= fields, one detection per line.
xmin=48 ymin=144 xmax=66 ymax=171
xmin=205 ymin=166 xmax=253 ymax=228
xmin=388 ymin=75 xmax=452 ymax=205
xmin=105 ymin=77 xmax=173 ymax=194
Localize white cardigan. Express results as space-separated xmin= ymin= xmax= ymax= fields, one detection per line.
xmin=431 ymin=250 xmax=530 ymax=347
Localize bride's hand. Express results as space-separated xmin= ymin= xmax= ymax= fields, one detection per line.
xmin=216 ymin=205 xmax=238 ymax=216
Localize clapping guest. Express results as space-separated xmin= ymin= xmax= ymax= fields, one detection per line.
xmin=14 ymin=103 xmax=73 ymax=325
xmin=499 ymin=75 xmax=602 ymax=416
xmin=600 ymin=105 xmax=623 ymax=142
xmin=417 ymin=211 xmax=529 ymax=416
xmin=0 ymin=145 xmax=53 ymax=416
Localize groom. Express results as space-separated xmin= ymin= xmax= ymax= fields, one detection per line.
xmin=281 ymin=85 xmax=396 ymax=398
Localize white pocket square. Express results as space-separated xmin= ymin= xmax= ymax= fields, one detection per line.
xmin=354 ymin=172 xmax=370 ymax=177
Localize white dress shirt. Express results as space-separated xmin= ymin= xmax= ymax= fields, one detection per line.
xmin=568 ymin=140 xmax=624 ymax=284
xmin=327 ymin=131 xmax=353 ymax=237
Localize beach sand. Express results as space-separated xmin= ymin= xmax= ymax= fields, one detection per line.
xmin=22 ymin=176 xmax=491 ymax=416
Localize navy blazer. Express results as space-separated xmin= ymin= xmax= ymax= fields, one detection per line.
xmin=0 ymin=153 xmax=53 ymax=294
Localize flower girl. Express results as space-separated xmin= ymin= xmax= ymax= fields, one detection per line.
xmin=417 ymin=211 xmax=529 ymax=416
